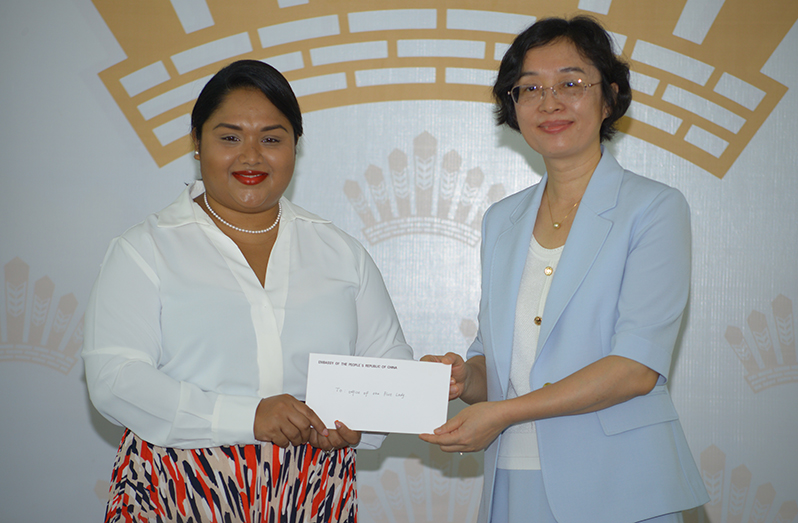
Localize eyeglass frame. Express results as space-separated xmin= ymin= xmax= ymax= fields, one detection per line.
xmin=508 ymin=79 xmax=600 ymax=105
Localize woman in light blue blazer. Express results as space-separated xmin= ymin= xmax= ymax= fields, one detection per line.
xmin=421 ymin=16 xmax=708 ymax=523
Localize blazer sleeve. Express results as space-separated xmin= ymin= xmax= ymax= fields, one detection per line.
xmin=466 ymin=206 xmax=492 ymax=362
xmin=608 ymin=185 xmax=691 ymax=381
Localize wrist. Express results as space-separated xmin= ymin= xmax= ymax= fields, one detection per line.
xmin=459 ymin=356 xmax=487 ymax=404
xmin=458 ymin=364 xmax=476 ymax=403
xmin=498 ymin=396 xmax=531 ymax=427
xmin=461 ymin=360 xmax=473 ymax=389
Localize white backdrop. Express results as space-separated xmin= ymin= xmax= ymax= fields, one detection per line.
xmin=1 ymin=1 xmax=797 ymax=522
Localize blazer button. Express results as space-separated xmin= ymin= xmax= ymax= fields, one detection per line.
xmin=534 ymin=316 xmax=542 ymax=325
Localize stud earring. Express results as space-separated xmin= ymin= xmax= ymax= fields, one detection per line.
xmin=193 ymin=151 xmax=200 ymax=160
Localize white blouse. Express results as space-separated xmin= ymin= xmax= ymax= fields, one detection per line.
xmin=82 ymin=182 xmax=412 ymax=450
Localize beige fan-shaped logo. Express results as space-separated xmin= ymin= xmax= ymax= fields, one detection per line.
xmin=725 ymin=294 xmax=796 ymax=392
xmin=344 ymin=131 xmax=505 ymax=245
xmin=0 ymin=258 xmax=83 ymax=374
xmin=92 ymin=0 xmax=797 ymax=178
xmin=687 ymin=445 xmax=797 ymax=523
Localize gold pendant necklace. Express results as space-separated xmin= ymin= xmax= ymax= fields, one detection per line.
xmin=546 ymin=194 xmax=580 ymax=229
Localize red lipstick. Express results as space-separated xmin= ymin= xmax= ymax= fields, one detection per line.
xmin=232 ymin=171 xmax=268 ymax=185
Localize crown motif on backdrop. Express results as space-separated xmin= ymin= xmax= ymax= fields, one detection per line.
xmin=92 ymin=0 xmax=797 ymax=178
xmin=0 ymin=258 xmax=83 ymax=375
xmin=344 ymin=131 xmax=505 ymax=245
xmin=689 ymin=445 xmax=797 ymax=523
xmin=724 ymin=294 xmax=796 ymax=393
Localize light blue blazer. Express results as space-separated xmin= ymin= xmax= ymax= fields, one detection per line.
xmin=469 ymin=151 xmax=709 ymax=523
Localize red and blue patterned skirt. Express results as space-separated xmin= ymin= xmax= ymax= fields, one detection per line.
xmin=104 ymin=429 xmax=356 ymax=522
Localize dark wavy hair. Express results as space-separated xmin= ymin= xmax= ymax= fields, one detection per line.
xmin=191 ymin=60 xmax=303 ymax=144
xmin=492 ymin=16 xmax=631 ymax=142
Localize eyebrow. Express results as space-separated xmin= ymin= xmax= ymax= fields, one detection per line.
xmin=212 ymin=123 xmax=289 ymax=133
xmin=518 ymin=66 xmax=588 ymax=79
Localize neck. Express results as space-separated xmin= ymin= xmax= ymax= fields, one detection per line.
xmin=198 ymin=193 xmax=282 ymax=236
xmin=543 ymin=146 xmax=602 ymax=204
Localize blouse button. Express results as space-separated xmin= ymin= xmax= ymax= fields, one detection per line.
xmin=543 ymin=382 xmax=552 ymax=387
xmin=544 ymin=266 xmax=553 ymax=276
xmin=534 ymin=316 xmax=542 ymax=325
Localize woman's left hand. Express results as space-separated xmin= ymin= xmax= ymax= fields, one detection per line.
xmin=309 ymin=420 xmax=361 ymax=451
xmin=419 ymin=401 xmax=508 ymax=453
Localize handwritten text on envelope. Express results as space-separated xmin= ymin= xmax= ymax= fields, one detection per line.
xmin=305 ymin=353 xmax=450 ymax=434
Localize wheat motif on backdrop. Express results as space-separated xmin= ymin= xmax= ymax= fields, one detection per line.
xmin=725 ymin=294 xmax=796 ymax=392
xmin=344 ymin=131 xmax=505 ymax=246
xmin=684 ymin=445 xmax=797 ymax=523
xmin=360 ymin=450 xmax=482 ymax=523
xmin=92 ymin=0 xmax=797 ymax=178
xmin=0 ymin=258 xmax=83 ymax=374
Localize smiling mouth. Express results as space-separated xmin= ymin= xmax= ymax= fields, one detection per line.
xmin=539 ymin=120 xmax=572 ymax=133
xmin=233 ymin=171 xmax=268 ymax=185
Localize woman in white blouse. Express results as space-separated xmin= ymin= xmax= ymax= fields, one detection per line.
xmin=82 ymin=60 xmax=412 ymax=523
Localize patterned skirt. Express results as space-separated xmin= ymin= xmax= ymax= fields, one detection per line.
xmin=105 ymin=429 xmax=356 ymax=523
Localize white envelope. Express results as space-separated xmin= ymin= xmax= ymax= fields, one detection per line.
xmin=305 ymin=353 xmax=450 ymax=434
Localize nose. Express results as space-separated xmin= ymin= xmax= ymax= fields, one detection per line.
xmin=239 ymin=140 xmax=263 ymax=164
xmin=538 ymin=87 xmax=562 ymax=112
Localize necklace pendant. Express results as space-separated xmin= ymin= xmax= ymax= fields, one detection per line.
xmin=552 ymin=222 xmax=561 ymax=229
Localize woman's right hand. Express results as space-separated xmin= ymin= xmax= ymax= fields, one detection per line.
xmin=308 ymin=420 xmax=361 ymax=452
xmin=421 ymin=352 xmax=469 ymax=401
xmin=253 ymin=394 xmax=329 ymax=447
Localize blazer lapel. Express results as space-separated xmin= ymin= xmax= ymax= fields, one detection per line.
xmin=488 ymin=180 xmax=544 ymax=397
xmin=537 ymin=151 xmax=623 ymax=354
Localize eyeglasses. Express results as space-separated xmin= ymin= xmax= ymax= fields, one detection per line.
xmin=509 ymin=79 xmax=599 ymax=105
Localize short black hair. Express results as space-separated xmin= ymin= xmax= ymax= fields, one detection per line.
xmin=191 ymin=60 xmax=303 ymax=143
xmin=493 ymin=16 xmax=631 ymax=142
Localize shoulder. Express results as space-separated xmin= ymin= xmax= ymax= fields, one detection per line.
xmin=104 ymin=186 xmax=196 ymax=261
xmin=581 ymin=149 xmax=686 ymax=215
xmin=482 ymin=182 xmax=541 ymax=232
xmin=619 ymin=170 xmax=685 ymax=202
xmin=105 ymin=213 xmax=160 ymax=260
xmin=590 ymin=151 xmax=689 ymax=215
xmin=487 ymin=183 xmax=539 ymax=216
xmin=284 ymin=199 xmax=370 ymax=262
xmin=600 ymin=169 xmax=691 ymax=257
xmin=586 ymin=151 xmax=689 ymax=225
xmin=615 ymin=170 xmax=690 ymax=223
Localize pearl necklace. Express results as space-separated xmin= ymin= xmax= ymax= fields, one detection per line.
xmin=203 ymin=192 xmax=281 ymax=234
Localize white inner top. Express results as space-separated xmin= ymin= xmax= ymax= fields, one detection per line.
xmin=497 ymin=234 xmax=563 ymax=470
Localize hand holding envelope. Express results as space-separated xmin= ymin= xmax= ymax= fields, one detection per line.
xmin=305 ymin=353 xmax=451 ymax=434
xmin=420 ymin=352 xmax=472 ymax=401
